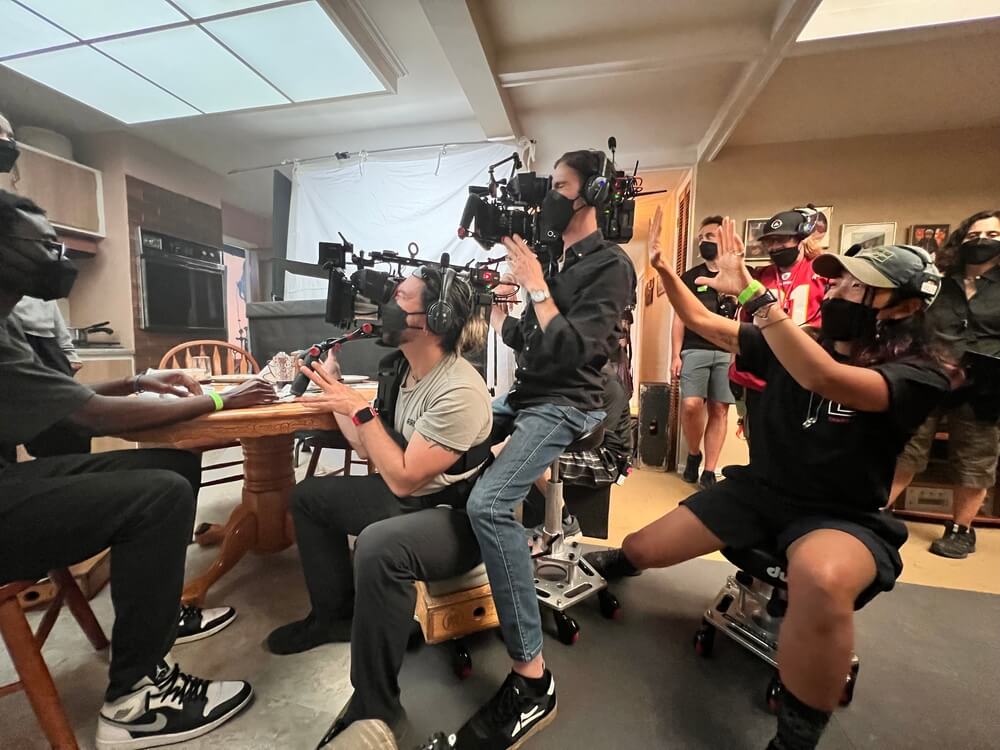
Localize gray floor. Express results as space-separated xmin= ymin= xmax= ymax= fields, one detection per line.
xmin=4 ymin=456 xmax=1000 ymax=749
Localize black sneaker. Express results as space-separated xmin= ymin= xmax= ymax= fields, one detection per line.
xmin=316 ymin=696 xmax=408 ymax=748
xmin=929 ymin=523 xmax=976 ymax=559
xmin=416 ymin=733 xmax=457 ymax=749
xmin=698 ymin=470 xmax=717 ymax=490
xmin=455 ymin=670 xmax=556 ymax=750
xmin=682 ymin=453 xmax=702 ymax=483
xmin=175 ymin=605 xmax=237 ymax=645
xmin=266 ymin=612 xmax=352 ymax=655
xmin=96 ymin=657 xmax=252 ymax=749
xmin=584 ymin=547 xmax=641 ymax=580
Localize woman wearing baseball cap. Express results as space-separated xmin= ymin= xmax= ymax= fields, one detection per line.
xmin=589 ymin=211 xmax=954 ymax=750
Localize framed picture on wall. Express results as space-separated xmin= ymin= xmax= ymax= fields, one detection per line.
xmin=743 ymin=218 xmax=770 ymax=265
xmin=644 ymin=278 xmax=655 ymax=306
xmin=909 ymin=224 xmax=949 ymax=255
xmin=839 ymin=222 xmax=897 ymax=254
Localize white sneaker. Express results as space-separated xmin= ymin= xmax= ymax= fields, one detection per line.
xmin=175 ymin=605 xmax=237 ymax=645
xmin=96 ymin=657 xmax=253 ymax=749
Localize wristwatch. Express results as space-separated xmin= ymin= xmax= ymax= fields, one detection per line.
xmin=743 ymin=289 xmax=778 ymax=318
xmin=351 ymin=405 xmax=379 ymax=426
xmin=528 ymin=287 xmax=551 ymax=304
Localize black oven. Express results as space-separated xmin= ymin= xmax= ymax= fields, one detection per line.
xmin=139 ymin=229 xmax=227 ymax=333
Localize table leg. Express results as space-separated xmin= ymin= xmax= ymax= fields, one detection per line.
xmin=182 ymin=505 xmax=257 ymax=606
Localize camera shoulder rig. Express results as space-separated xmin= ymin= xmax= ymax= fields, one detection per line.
xmin=374 ymin=350 xmax=492 ymax=475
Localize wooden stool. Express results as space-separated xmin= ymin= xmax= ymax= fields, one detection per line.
xmin=0 ymin=569 xmax=109 ymax=749
xmin=414 ymin=563 xmax=498 ymax=679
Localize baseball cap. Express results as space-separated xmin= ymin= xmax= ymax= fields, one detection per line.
xmin=760 ymin=210 xmax=811 ymax=239
xmin=813 ymin=244 xmax=941 ymax=302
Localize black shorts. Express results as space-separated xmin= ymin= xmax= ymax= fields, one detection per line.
xmin=682 ymin=467 xmax=907 ymax=610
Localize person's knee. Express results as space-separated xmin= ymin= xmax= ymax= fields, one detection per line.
xmin=707 ymin=401 xmax=729 ymax=420
xmin=681 ymin=398 xmax=704 ymax=418
xmin=354 ymin=524 xmax=408 ymax=583
xmin=788 ymin=557 xmax=858 ymax=619
xmin=143 ymin=470 xmax=197 ymax=526
xmin=290 ymin=477 xmax=327 ymax=518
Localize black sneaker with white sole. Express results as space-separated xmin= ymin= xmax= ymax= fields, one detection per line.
xmin=95 ymin=658 xmax=253 ymax=749
xmin=175 ymin=604 xmax=237 ymax=645
xmin=454 ymin=670 xmax=556 ymax=750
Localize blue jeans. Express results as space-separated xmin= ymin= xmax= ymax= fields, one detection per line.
xmin=466 ymin=395 xmax=604 ymax=662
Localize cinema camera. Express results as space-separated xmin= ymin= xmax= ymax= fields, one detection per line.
xmin=288 ymin=234 xmax=510 ymax=396
xmin=456 ymin=137 xmax=646 ymax=262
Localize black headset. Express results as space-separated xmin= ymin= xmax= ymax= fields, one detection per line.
xmin=790 ymin=205 xmax=820 ymax=237
xmin=425 ymin=264 xmax=458 ymax=336
xmin=891 ymin=244 xmax=941 ymax=304
xmin=581 ymin=150 xmax=612 ymax=207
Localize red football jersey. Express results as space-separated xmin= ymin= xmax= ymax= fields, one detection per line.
xmin=730 ymin=256 xmax=827 ymax=391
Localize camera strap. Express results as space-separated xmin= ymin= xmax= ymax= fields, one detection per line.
xmin=374 ymin=349 xmax=493 ymax=475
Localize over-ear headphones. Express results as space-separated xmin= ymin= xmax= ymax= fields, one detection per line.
xmin=581 ymin=150 xmax=611 ymax=207
xmin=892 ymin=244 xmax=941 ymax=304
xmin=791 ymin=205 xmax=820 ymax=237
xmin=425 ymin=265 xmax=457 ymax=336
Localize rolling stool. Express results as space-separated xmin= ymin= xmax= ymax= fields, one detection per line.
xmin=414 ymin=562 xmax=499 ymax=680
xmin=529 ymin=425 xmax=621 ymax=645
xmin=693 ymin=546 xmax=860 ymax=712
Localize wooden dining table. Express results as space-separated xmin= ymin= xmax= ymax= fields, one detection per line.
xmin=124 ymin=387 xmax=376 ymax=605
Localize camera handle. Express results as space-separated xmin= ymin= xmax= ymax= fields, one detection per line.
xmin=289 ymin=323 xmax=377 ymax=397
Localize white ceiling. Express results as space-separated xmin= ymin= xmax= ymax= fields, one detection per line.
xmin=0 ymin=0 xmax=997 ymax=217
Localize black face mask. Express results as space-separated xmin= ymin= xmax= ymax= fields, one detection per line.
xmin=537 ymin=189 xmax=578 ymax=253
xmin=699 ymin=240 xmax=718 ymax=261
xmin=769 ymin=245 xmax=800 ymax=269
xmin=820 ymin=298 xmax=878 ymax=342
xmin=0 ymin=209 xmax=78 ymax=300
xmin=960 ymin=237 xmax=1000 ymax=266
xmin=0 ymin=139 xmax=18 ymax=173
xmin=377 ymin=299 xmax=425 ymax=348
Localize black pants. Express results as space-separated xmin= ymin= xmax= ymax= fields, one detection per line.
xmin=291 ymin=474 xmax=482 ymax=726
xmin=0 ymin=449 xmax=200 ymax=700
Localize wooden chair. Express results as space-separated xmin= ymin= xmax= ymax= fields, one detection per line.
xmin=158 ymin=341 xmax=261 ymax=492
xmin=297 ymin=430 xmax=372 ymax=478
xmin=1 ymin=569 xmax=109 ymax=749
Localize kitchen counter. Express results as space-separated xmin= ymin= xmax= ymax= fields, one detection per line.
xmin=76 ymin=347 xmax=134 ymax=358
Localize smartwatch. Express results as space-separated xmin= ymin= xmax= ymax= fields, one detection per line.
xmin=743 ymin=289 xmax=778 ymax=318
xmin=351 ymin=405 xmax=379 ymax=426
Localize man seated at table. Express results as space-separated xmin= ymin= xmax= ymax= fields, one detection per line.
xmin=265 ymin=267 xmax=492 ymax=747
xmin=0 ymin=190 xmax=279 ymax=749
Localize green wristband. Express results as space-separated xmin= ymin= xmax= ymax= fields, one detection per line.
xmin=738 ymin=280 xmax=765 ymax=305
xmin=208 ymin=391 xmax=224 ymax=411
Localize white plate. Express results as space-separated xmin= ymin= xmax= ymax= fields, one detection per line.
xmin=340 ymin=375 xmax=369 ymax=384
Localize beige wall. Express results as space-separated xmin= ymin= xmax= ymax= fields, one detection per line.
xmin=695 ymin=126 xmax=1000 ymax=248
xmin=222 ymin=201 xmax=271 ymax=248
xmin=70 ymin=134 xmax=231 ymax=350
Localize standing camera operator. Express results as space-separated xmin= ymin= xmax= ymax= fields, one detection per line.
xmin=0 ymin=191 xmax=277 ymax=748
xmin=588 ymin=211 xmax=953 ymax=750
xmin=442 ymin=150 xmax=636 ymax=749
xmin=888 ymin=210 xmax=1000 ymax=559
xmin=265 ymin=268 xmax=493 ymax=747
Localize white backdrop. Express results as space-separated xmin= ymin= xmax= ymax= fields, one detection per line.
xmin=285 ymin=141 xmax=525 ymax=393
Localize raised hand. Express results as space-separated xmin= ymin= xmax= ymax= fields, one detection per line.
xmin=648 ymin=205 xmax=668 ymax=272
xmin=694 ymin=216 xmax=754 ymax=297
xmin=301 ymin=361 xmax=370 ymax=417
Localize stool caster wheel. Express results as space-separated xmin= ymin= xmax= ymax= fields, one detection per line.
xmin=452 ymin=642 xmax=472 ymax=681
xmin=840 ymin=662 xmax=859 ymax=706
xmin=553 ymin=611 xmax=580 ymax=645
xmin=693 ymin=622 xmax=715 ymax=658
xmin=765 ymin=674 xmax=784 ymax=714
xmin=598 ymin=589 xmax=622 ymax=620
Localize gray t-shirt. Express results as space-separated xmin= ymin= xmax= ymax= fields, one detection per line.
xmin=394 ymin=354 xmax=492 ymax=497
xmin=0 ymin=313 xmax=94 ymax=465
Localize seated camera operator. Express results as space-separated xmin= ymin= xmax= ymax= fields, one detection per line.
xmin=587 ymin=211 xmax=952 ymax=750
xmin=444 ymin=150 xmax=636 ymax=750
xmin=888 ymin=210 xmax=1000 ymax=559
xmin=0 ymin=191 xmax=277 ymax=748
xmin=265 ymin=268 xmax=492 ymax=746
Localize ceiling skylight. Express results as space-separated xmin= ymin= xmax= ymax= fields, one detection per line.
xmin=0 ymin=0 xmax=388 ymax=124
xmin=799 ymin=0 xmax=1000 ymax=42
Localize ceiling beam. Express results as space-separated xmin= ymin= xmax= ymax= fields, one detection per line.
xmin=698 ymin=0 xmax=824 ymax=162
xmin=418 ymin=0 xmax=520 ymax=139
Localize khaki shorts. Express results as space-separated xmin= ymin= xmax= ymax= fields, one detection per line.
xmin=897 ymin=402 xmax=1000 ymax=488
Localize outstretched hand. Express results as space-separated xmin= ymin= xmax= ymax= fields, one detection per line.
xmin=648 ymin=205 xmax=668 ymax=272
xmin=694 ymin=216 xmax=755 ymax=297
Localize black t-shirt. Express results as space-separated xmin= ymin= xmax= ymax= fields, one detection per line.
xmin=737 ymin=324 xmax=949 ymax=512
xmin=680 ymin=263 xmax=723 ymax=351
xmin=0 ymin=313 xmax=94 ymax=467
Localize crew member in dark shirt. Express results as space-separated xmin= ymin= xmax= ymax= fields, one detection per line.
xmin=673 ymin=215 xmax=737 ymax=488
xmin=589 ymin=211 xmax=950 ymax=750
xmin=0 ymin=191 xmax=278 ymax=749
xmin=889 ymin=210 xmax=1000 ymax=559
xmin=454 ymin=150 xmax=636 ymax=749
